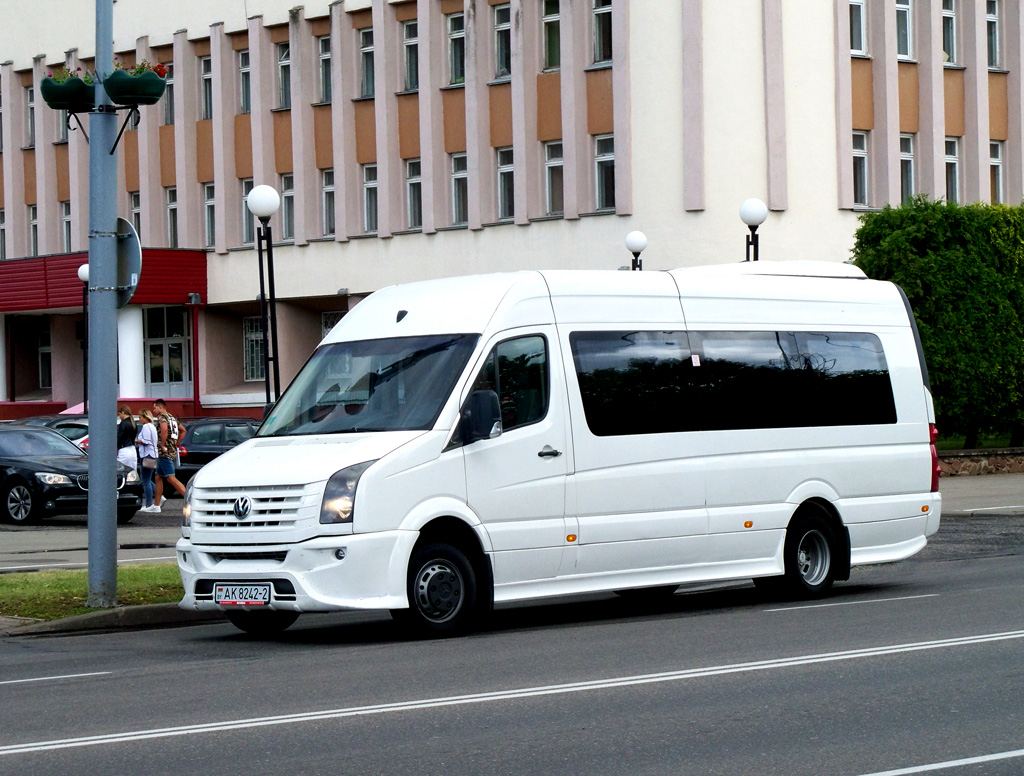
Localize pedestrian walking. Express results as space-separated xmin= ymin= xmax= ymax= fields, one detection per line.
xmin=135 ymin=409 xmax=160 ymax=512
xmin=152 ymin=398 xmax=186 ymax=506
xmin=116 ymin=404 xmax=138 ymax=471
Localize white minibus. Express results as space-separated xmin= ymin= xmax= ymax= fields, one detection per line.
xmin=177 ymin=261 xmax=941 ymax=635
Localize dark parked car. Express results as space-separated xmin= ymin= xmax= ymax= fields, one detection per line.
xmin=175 ymin=417 xmax=260 ymax=484
xmin=0 ymin=426 xmax=143 ymax=524
xmin=10 ymin=414 xmax=90 ymax=448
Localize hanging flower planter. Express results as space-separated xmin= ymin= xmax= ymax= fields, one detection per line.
xmin=39 ymin=69 xmax=95 ymax=114
xmin=102 ymin=68 xmax=167 ymax=106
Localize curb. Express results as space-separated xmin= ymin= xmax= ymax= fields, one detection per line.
xmin=0 ymin=603 xmax=224 ymax=637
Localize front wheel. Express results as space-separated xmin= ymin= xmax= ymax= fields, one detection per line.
xmin=781 ymin=511 xmax=837 ymax=598
xmin=2 ymin=482 xmax=37 ymax=524
xmin=224 ymin=609 xmax=299 ymax=636
xmin=394 ymin=542 xmax=480 ymax=636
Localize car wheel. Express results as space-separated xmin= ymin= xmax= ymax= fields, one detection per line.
xmin=394 ymin=542 xmax=480 ymax=636
xmin=782 ymin=510 xmax=837 ymax=598
xmin=224 ymin=609 xmax=300 ymax=636
xmin=2 ymin=482 xmax=37 ymax=524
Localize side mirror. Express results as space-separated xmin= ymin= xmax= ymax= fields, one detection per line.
xmin=461 ymin=390 xmax=502 ymax=445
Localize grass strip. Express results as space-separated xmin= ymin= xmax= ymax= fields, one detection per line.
xmin=0 ymin=564 xmax=183 ymax=621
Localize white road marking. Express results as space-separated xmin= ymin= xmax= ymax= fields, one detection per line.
xmin=856 ymin=747 xmax=1024 ymax=775
xmin=0 ymin=672 xmax=111 ymax=687
xmin=1 ymin=629 xmax=1022 ymax=756
xmin=0 ymin=556 xmax=175 ymax=572
xmin=766 ymin=594 xmax=938 ymax=612
xmin=963 ymin=504 xmax=1024 ymax=512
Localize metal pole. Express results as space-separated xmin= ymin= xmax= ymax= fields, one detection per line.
xmin=256 ymin=224 xmax=271 ymax=405
xmin=265 ymin=223 xmax=281 ymax=400
xmin=86 ymin=0 xmax=120 ymax=607
xmin=82 ymin=283 xmax=88 ymax=407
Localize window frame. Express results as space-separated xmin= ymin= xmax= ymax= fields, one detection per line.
xmin=896 ymin=0 xmax=913 ymax=60
xmin=543 ymin=0 xmax=561 ymax=70
xmin=241 ymin=178 xmax=255 ymax=245
xmin=130 ymin=191 xmax=141 ymax=235
xmin=0 ymin=209 xmax=7 ymax=261
xmin=406 ymin=158 xmax=423 ymax=230
xmin=163 ymin=64 xmax=175 ymax=125
xmin=469 ymin=334 xmax=551 ymax=435
xmin=318 ymin=35 xmax=332 ymax=104
xmin=545 ymin=141 xmax=564 ymax=216
xmin=987 ymin=0 xmax=1000 ymax=69
xmin=280 ymin=173 xmax=295 ymax=241
xmin=166 ymin=186 xmax=178 ymax=248
xmin=945 ymin=137 xmax=960 ymax=204
xmin=403 ymin=20 xmax=419 ymax=91
xmin=448 ymin=13 xmax=466 ymax=85
xmin=242 ymin=316 xmax=266 ymax=383
xmin=25 ymin=86 xmax=35 ymax=148
xmin=942 ymin=0 xmax=957 ymax=65
xmin=363 ymin=163 xmax=378 ymax=234
xmin=360 ymin=28 xmax=375 ymax=99
xmin=990 ymin=140 xmax=1004 ymax=204
xmin=199 ymin=54 xmax=213 ymax=120
xmin=451 ymin=152 xmax=469 ymax=225
xmin=61 ymin=201 xmax=72 ymax=254
xmin=28 ymin=204 xmax=38 ymax=257
xmin=203 ymin=182 xmax=216 ymax=248
xmin=899 ymin=133 xmax=914 ymax=204
xmin=497 ymin=146 xmax=515 ymax=221
xmin=322 ymin=168 xmax=336 ymax=237
xmin=238 ymin=50 xmax=251 ymax=114
xmin=277 ymin=42 xmax=292 ymax=109
xmin=494 ymin=4 xmax=512 ymax=80
xmin=594 ymin=134 xmax=616 ymax=211
xmin=593 ymin=0 xmax=613 ymax=64
xmin=849 ymin=0 xmax=867 ymax=55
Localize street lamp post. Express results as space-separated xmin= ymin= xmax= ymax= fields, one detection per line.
xmin=740 ymin=198 xmax=768 ymax=262
xmin=625 ymin=230 xmax=648 ymax=271
xmin=77 ymin=263 xmax=89 ymax=409
xmin=246 ymin=185 xmax=282 ymax=404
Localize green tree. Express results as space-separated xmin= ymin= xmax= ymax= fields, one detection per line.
xmin=852 ymin=197 xmax=1024 ymax=448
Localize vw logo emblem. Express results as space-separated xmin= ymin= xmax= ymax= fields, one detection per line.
xmin=233 ymin=496 xmax=252 ymax=519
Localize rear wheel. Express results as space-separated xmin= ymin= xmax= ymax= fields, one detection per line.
xmin=781 ymin=511 xmax=837 ymax=598
xmin=2 ymin=482 xmax=37 ymax=524
xmin=393 ymin=542 xmax=480 ymax=636
xmin=224 ymin=609 xmax=299 ymax=636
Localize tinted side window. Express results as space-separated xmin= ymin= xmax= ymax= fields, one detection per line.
xmin=191 ymin=424 xmax=222 ymax=444
xmin=471 ymin=335 xmax=549 ymax=432
xmin=569 ymin=331 xmax=697 ymax=436
xmin=224 ymin=423 xmax=256 ymax=444
xmin=691 ymin=330 xmax=896 ymax=429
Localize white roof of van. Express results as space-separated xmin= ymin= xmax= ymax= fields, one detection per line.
xmin=676 ymin=261 xmax=866 ymax=279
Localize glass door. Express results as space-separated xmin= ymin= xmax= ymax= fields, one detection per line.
xmin=144 ymin=306 xmax=192 ymax=398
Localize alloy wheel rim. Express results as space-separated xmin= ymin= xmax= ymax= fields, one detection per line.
xmin=7 ymin=486 xmax=31 ymax=522
xmin=414 ymin=560 xmax=464 ymax=623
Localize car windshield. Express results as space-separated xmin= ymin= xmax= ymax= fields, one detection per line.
xmin=259 ymin=334 xmax=479 ymax=437
xmin=0 ymin=429 xmax=86 ymax=458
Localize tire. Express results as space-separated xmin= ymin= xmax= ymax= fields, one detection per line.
xmin=781 ymin=510 xmax=837 ymax=598
xmin=117 ymin=507 xmax=137 ymax=524
xmin=224 ymin=609 xmax=300 ymax=636
xmin=2 ymin=481 xmax=37 ymax=524
xmin=395 ymin=542 xmax=480 ymax=636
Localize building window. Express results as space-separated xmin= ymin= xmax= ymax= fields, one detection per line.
xmin=281 ymin=174 xmax=295 ymax=240
xmin=987 ymin=1 xmax=1000 ymax=68
xmin=38 ymin=328 xmax=51 ymax=391
xmin=406 ymin=159 xmax=422 ymax=229
xmin=322 ymin=311 xmax=346 ymax=339
xmin=238 ymin=50 xmax=251 ymax=114
xmin=199 ymin=55 xmax=213 ymax=119
xmin=545 ymin=141 xmax=564 ymax=215
xmin=593 ymin=0 xmax=613 ymax=64
xmin=363 ymin=164 xmax=378 ymax=233
xmin=130 ymin=191 xmax=141 ymax=234
xmin=0 ymin=210 xmax=6 ymax=260
xmin=942 ymin=0 xmax=956 ymax=64
xmin=28 ymin=205 xmax=38 ymax=257
xmin=315 ymin=36 xmax=331 ymax=104
xmin=360 ymin=29 xmax=375 ymax=99
xmin=322 ymin=169 xmax=335 ymax=236
xmin=899 ymin=134 xmax=914 ymax=204
xmin=495 ymin=5 xmax=512 ymax=79
xmin=945 ymin=137 xmax=960 ymax=204
xmin=451 ymin=152 xmax=468 ymax=225
xmin=0 ymin=91 xmax=4 ymax=152
xmin=595 ymin=134 xmax=615 ymax=210
xmin=497 ymin=147 xmax=515 ymax=220
xmin=448 ymin=13 xmax=466 ymax=85
xmin=60 ymin=201 xmax=72 ymax=253
xmin=277 ymin=42 xmax=291 ymax=109
xmin=243 ymin=316 xmax=265 ymax=382
xmin=850 ymin=0 xmax=866 ymax=54
xmin=57 ymin=109 xmax=69 ymax=142
xmin=990 ymin=141 xmax=1004 ymax=204
xmin=403 ymin=21 xmax=419 ymax=91
xmin=203 ymin=183 xmax=216 ymax=248
xmin=163 ymin=64 xmax=175 ymax=125
xmin=26 ymin=86 xmax=35 ymax=147
xmin=166 ymin=187 xmax=178 ymax=248
xmin=896 ymin=0 xmax=912 ymax=60
xmin=853 ymin=131 xmax=869 ymax=206
xmin=543 ymin=0 xmax=560 ymax=69
xmin=241 ymin=178 xmax=255 ymax=245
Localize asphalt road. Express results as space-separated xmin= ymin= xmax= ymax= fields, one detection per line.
xmin=0 ymin=508 xmax=1022 ymax=775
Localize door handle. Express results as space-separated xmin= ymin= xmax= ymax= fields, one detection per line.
xmin=537 ymin=447 xmax=562 ymax=458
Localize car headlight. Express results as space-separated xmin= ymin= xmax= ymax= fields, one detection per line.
xmin=125 ymin=469 xmax=140 ymax=483
xmin=35 ymin=472 xmax=72 ymax=485
xmin=320 ymin=461 xmax=375 ymax=524
xmin=182 ymin=478 xmax=194 ymax=531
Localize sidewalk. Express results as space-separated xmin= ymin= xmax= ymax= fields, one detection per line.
xmin=3 ymin=473 xmax=1023 ymax=638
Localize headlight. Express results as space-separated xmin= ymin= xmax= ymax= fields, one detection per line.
xmin=320 ymin=461 xmax=375 ymax=524
xmin=125 ymin=469 xmax=140 ymax=483
xmin=35 ymin=472 xmax=72 ymax=485
xmin=182 ymin=478 xmax=194 ymax=530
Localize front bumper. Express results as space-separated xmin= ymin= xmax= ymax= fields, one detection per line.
xmin=177 ymin=529 xmax=418 ymax=613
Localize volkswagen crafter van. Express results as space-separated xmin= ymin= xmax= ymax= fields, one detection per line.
xmin=177 ymin=261 xmax=941 ymax=635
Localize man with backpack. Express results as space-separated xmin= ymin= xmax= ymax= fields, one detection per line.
xmin=153 ymin=398 xmax=187 ymax=507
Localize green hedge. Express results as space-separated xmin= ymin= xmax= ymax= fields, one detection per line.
xmin=852 ymin=197 xmax=1024 ymax=448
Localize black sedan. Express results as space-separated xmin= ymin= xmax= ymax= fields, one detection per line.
xmin=0 ymin=426 xmax=143 ymax=525
xmin=176 ymin=417 xmax=260 ymax=484
xmin=9 ymin=414 xmax=90 ymax=448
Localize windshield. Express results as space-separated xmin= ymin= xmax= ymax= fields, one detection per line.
xmin=0 ymin=428 xmax=86 ymax=458
xmin=259 ymin=334 xmax=479 ymax=436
